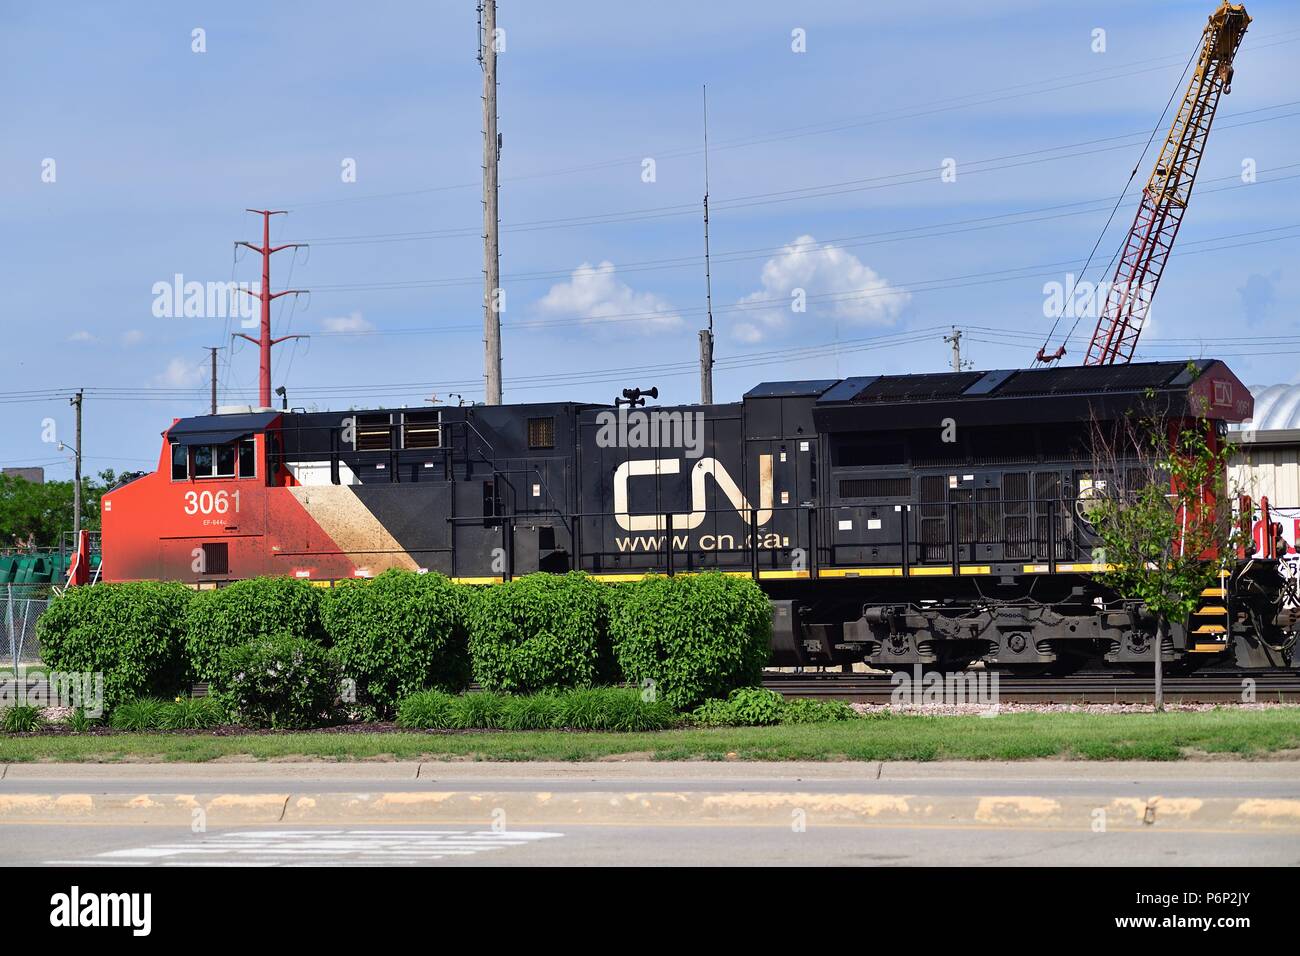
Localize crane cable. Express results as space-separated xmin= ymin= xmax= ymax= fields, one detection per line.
xmin=1035 ymin=37 xmax=1202 ymax=366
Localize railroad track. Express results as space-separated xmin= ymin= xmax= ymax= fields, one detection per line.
xmin=762 ymin=670 xmax=1300 ymax=704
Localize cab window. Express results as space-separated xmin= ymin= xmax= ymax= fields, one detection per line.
xmin=239 ymin=438 xmax=257 ymax=478
xmin=215 ymin=444 xmax=236 ymax=477
xmin=170 ymin=443 xmax=188 ymax=481
xmin=193 ymin=445 xmax=213 ymax=476
xmin=192 ymin=444 xmax=236 ymax=479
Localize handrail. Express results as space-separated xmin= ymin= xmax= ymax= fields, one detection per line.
xmin=444 ymin=493 xmax=1091 ymax=581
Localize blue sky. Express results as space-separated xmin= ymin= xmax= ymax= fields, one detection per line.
xmin=2 ymin=0 xmax=1297 ymax=479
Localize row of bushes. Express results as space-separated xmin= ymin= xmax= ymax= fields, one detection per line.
xmin=0 ymin=687 xmax=865 ymax=734
xmin=397 ymin=687 xmax=864 ymax=731
xmin=36 ymin=570 xmax=773 ymax=717
xmin=689 ymin=688 xmax=861 ymax=726
xmin=397 ymin=687 xmax=678 ymax=732
xmin=0 ymin=696 xmax=227 ymax=733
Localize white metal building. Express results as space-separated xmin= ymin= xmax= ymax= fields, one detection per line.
xmin=1229 ymin=384 xmax=1300 ymax=548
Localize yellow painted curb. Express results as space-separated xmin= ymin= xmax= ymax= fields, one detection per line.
xmin=2 ymin=792 xmax=1300 ymax=830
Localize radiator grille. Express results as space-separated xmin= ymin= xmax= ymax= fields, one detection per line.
xmin=919 ymin=475 xmax=948 ymax=561
xmin=528 ymin=417 xmax=555 ymax=449
xmin=201 ymin=542 xmax=229 ymax=576
xmin=1004 ymin=472 xmax=1030 ymax=557
xmin=838 ymin=477 xmax=911 ymax=499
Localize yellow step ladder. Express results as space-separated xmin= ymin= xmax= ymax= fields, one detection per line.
xmin=1189 ymin=572 xmax=1231 ymax=653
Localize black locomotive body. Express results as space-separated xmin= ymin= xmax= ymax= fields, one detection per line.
xmin=103 ymin=358 xmax=1297 ymax=673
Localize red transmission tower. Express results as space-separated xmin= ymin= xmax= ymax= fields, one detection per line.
xmin=235 ymin=209 xmax=308 ymax=409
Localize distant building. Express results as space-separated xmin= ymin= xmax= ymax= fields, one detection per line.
xmin=1229 ymin=384 xmax=1300 ymax=551
xmin=2 ymin=467 xmax=44 ymax=484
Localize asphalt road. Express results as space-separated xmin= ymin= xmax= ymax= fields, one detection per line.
xmin=2 ymin=761 xmax=1297 ymax=866
xmin=3 ymin=822 xmax=1297 ymax=866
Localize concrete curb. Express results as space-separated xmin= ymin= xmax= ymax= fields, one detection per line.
xmin=3 ymin=790 xmax=1299 ymax=830
xmin=6 ymin=759 xmax=1300 ymax=782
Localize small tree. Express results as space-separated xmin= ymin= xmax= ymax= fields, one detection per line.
xmin=1087 ymin=391 xmax=1246 ymax=709
xmin=0 ymin=470 xmax=115 ymax=548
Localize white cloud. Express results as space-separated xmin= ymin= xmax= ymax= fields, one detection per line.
xmin=733 ymin=235 xmax=910 ymax=342
xmin=537 ymin=261 xmax=681 ymax=333
xmin=121 ymin=329 xmax=146 ymax=346
xmin=322 ymin=311 xmax=374 ymax=334
xmin=66 ymin=330 xmax=97 ymax=343
xmin=156 ymin=357 xmax=204 ymax=388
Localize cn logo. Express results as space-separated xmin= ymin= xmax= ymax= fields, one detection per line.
xmin=613 ymin=456 xmax=773 ymax=532
xmin=1213 ymin=380 xmax=1232 ymax=406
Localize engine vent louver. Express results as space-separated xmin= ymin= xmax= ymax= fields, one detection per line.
xmin=838 ymin=477 xmax=911 ymax=499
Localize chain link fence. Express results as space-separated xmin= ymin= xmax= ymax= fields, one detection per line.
xmin=4 ymin=582 xmax=54 ymax=673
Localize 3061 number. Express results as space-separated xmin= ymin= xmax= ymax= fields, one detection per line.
xmin=183 ymin=489 xmax=240 ymax=516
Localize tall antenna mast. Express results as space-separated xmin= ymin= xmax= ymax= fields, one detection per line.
xmin=699 ymin=85 xmax=715 ymax=405
xmin=479 ymin=0 xmax=503 ymax=404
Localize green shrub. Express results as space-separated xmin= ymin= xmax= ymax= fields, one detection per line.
xmin=110 ymin=697 xmax=166 ymax=731
xmin=689 ymin=690 xmax=859 ymax=727
xmin=451 ymin=691 xmax=508 ymax=729
xmin=468 ymin=572 xmax=612 ymax=693
xmin=321 ymin=570 xmax=470 ymax=717
xmin=554 ymin=687 xmax=677 ymax=732
xmin=609 ymin=573 xmax=772 ymax=710
xmin=157 ymin=697 xmax=226 ymax=730
xmin=689 ymin=687 xmax=783 ymax=727
xmin=688 ymin=697 xmax=736 ymax=728
xmin=394 ymin=687 xmax=679 ymax=732
xmin=396 ymin=689 xmax=458 ymax=730
xmin=2 ymin=705 xmax=44 ymax=733
xmin=779 ymin=697 xmax=858 ymax=724
xmin=65 ymin=706 xmax=98 ymax=733
xmin=498 ymin=692 xmax=564 ymax=730
xmin=184 ymin=577 xmax=324 ymax=682
xmin=210 ymin=634 xmax=341 ymax=729
xmin=724 ymin=686 xmax=786 ymax=725
xmin=553 ymin=686 xmax=613 ymax=730
xmin=37 ymin=581 xmax=193 ymax=709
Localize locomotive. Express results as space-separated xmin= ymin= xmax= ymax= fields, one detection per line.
xmin=101 ymin=358 xmax=1297 ymax=673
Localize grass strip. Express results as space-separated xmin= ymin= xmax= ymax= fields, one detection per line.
xmin=1 ymin=709 xmax=1298 ymax=762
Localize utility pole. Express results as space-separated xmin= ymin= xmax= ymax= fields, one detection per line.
xmin=204 ymin=346 xmax=220 ymax=414
xmin=944 ymin=327 xmax=970 ymax=372
xmin=699 ymin=85 xmax=715 ymax=405
xmin=480 ymin=0 xmax=503 ymax=405
xmin=235 ymin=210 xmax=308 ymax=409
xmin=70 ymin=390 xmax=83 ymax=537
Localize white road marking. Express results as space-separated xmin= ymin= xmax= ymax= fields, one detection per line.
xmin=46 ymin=828 xmax=562 ymax=867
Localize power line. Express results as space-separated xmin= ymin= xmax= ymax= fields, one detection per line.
xmin=303 ymin=162 xmax=1300 ymax=298
xmin=3 ymin=217 xmax=1292 ymax=408
xmin=291 ymin=220 xmax=1300 ymax=338
xmin=1035 ymin=32 xmax=1203 ymax=364
xmin=2 ymin=218 xmax=1294 ymax=409
xmin=282 ymin=100 xmax=1300 ymax=248
xmin=282 ymin=27 xmax=1300 ymax=211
